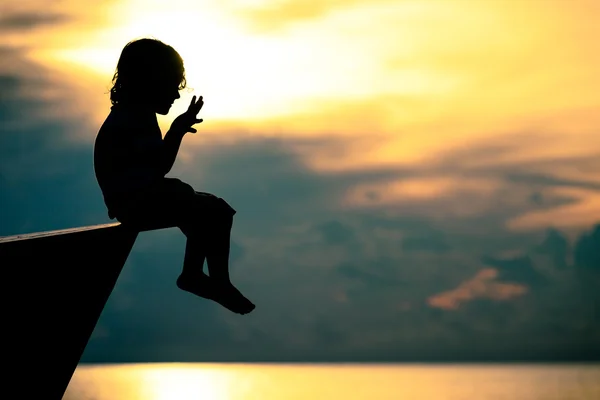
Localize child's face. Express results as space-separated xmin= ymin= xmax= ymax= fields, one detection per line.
xmin=152 ymin=78 xmax=181 ymax=115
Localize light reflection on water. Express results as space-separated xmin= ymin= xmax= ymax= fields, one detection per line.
xmin=63 ymin=363 xmax=600 ymax=400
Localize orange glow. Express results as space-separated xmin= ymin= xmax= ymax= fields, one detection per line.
xmin=9 ymin=0 xmax=600 ymax=229
xmin=428 ymin=268 xmax=528 ymax=310
xmin=65 ymin=364 xmax=600 ymax=399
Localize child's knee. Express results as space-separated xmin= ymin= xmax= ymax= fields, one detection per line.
xmin=215 ymin=197 xmax=236 ymax=217
xmin=163 ymin=178 xmax=195 ymax=196
xmin=215 ymin=204 xmax=234 ymax=225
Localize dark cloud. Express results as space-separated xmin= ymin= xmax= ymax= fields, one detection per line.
xmin=534 ymin=228 xmax=569 ymax=269
xmin=336 ymin=261 xmax=403 ymax=289
xmin=314 ymin=220 xmax=357 ymax=246
xmin=431 ymin=133 xmax=600 ymax=194
xmin=574 ymin=224 xmax=600 ymax=269
xmin=402 ymin=230 xmax=450 ymax=254
xmin=503 ymin=171 xmax=600 ymax=192
xmin=184 ymin=134 xmax=600 ymax=360
xmin=0 ymin=47 xmax=106 ymax=235
xmin=481 ymin=254 xmax=547 ymax=288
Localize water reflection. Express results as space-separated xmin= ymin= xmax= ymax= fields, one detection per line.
xmin=63 ymin=363 xmax=600 ymax=400
xmin=141 ymin=365 xmax=239 ymax=400
xmin=64 ymin=364 xmax=256 ymax=400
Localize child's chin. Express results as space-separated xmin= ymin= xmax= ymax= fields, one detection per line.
xmin=156 ymin=105 xmax=171 ymax=115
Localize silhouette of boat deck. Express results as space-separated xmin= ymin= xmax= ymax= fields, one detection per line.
xmin=0 ymin=221 xmax=175 ymax=399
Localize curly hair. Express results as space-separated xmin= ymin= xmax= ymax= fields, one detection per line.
xmin=109 ymin=38 xmax=186 ymax=105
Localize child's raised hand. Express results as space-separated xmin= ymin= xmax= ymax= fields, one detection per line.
xmin=170 ymin=95 xmax=204 ymax=135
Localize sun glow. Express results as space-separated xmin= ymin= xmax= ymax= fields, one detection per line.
xmin=31 ymin=0 xmax=464 ymax=125
xmin=36 ymin=2 xmax=388 ymax=121
xmin=14 ymin=0 xmax=600 ymax=230
xmin=141 ymin=365 xmax=237 ymax=400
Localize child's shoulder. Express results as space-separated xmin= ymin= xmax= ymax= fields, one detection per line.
xmin=97 ymin=107 xmax=129 ymax=140
xmin=101 ymin=105 xmax=136 ymax=129
xmin=98 ymin=105 xmax=157 ymax=140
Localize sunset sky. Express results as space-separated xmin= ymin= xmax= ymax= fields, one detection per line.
xmin=1 ymin=0 xmax=599 ymax=362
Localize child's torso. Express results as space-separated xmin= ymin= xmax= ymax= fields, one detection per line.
xmin=94 ymin=105 xmax=164 ymax=202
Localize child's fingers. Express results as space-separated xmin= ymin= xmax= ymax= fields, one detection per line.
xmin=194 ymin=96 xmax=204 ymax=111
xmin=189 ymin=128 xmax=197 ymax=133
xmin=189 ymin=95 xmax=196 ymax=109
xmin=195 ymin=118 xmax=203 ymax=123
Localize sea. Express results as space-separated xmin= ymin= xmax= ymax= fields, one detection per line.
xmin=62 ymin=363 xmax=600 ymax=400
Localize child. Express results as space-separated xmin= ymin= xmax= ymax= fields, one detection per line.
xmin=94 ymin=38 xmax=255 ymax=315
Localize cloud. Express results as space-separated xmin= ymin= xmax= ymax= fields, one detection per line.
xmin=427 ymin=268 xmax=528 ymax=311
xmin=0 ymin=12 xmax=70 ymax=32
xmin=314 ymin=220 xmax=357 ymax=246
xmin=534 ymin=228 xmax=569 ymax=269
xmin=574 ymin=224 xmax=600 ymax=270
xmin=2 ymin=39 xmax=600 ymax=361
xmin=226 ymin=0 xmax=389 ymax=32
xmin=336 ymin=261 xmax=403 ymax=289
xmin=402 ymin=230 xmax=450 ymax=254
xmin=0 ymin=46 xmax=109 ymax=235
xmin=481 ymin=254 xmax=547 ymax=288
xmin=172 ymin=132 xmax=600 ymax=358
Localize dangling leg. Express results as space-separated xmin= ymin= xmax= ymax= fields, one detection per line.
xmin=204 ymin=213 xmax=255 ymax=314
xmin=204 ymin=212 xmax=233 ymax=283
xmin=178 ymin=228 xmax=254 ymax=314
xmin=176 ymin=227 xmax=215 ymax=300
xmin=176 ymin=196 xmax=254 ymax=314
xmin=180 ymin=226 xmax=207 ymax=277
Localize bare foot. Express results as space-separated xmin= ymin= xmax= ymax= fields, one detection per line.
xmin=214 ymin=282 xmax=256 ymax=315
xmin=176 ymin=274 xmax=215 ymax=301
xmin=177 ymin=275 xmax=255 ymax=315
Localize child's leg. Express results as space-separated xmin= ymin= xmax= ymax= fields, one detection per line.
xmin=204 ymin=211 xmax=233 ymax=283
xmin=181 ymin=233 xmax=207 ymax=277
xmin=118 ymin=178 xmax=209 ymax=278
xmin=185 ymin=191 xmax=236 ymax=282
xmin=176 ymin=235 xmax=213 ymax=301
xmin=177 ymin=220 xmax=215 ymax=301
xmin=156 ymin=179 xmax=207 ymax=277
xmin=178 ymin=192 xmax=254 ymax=314
xmin=114 ymin=178 xmax=253 ymax=312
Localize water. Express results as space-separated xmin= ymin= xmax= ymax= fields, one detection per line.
xmin=63 ymin=363 xmax=600 ymax=400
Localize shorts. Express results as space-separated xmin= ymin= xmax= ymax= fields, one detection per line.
xmin=108 ymin=178 xmax=236 ymax=232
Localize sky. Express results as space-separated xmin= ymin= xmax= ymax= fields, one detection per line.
xmin=1 ymin=0 xmax=600 ymax=362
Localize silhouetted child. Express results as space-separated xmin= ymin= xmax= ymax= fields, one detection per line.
xmin=94 ymin=38 xmax=255 ymax=315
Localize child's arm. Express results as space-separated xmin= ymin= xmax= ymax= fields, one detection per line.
xmin=161 ymin=129 xmax=185 ymax=175
xmin=160 ymin=96 xmax=204 ymax=175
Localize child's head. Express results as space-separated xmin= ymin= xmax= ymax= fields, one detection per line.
xmin=110 ymin=38 xmax=187 ymax=115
